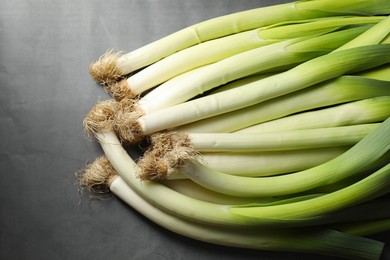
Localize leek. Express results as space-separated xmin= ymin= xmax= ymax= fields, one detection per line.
xmin=140 ymin=117 xmax=390 ymax=197
xmin=176 ymin=75 xmax=390 ymax=133
xmin=181 ymin=147 xmax=347 ymax=178
xmin=181 ymin=124 xmax=379 ymax=152
xmin=142 ymin=147 xmax=348 ymax=178
xmin=89 ymin=0 xmax=390 ymax=85
xmin=140 ymin=124 xmax=379 ymax=178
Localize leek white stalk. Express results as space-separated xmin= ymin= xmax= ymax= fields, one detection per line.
xmin=185 ymin=124 xmax=378 ymax=152
xmin=140 ymin=124 xmax=379 ymax=178
xmin=239 ymin=96 xmax=390 ymax=133
xmin=80 ymin=158 xmax=386 ymax=260
xmin=141 ymin=146 xmax=347 ymax=179
xmin=89 ymin=0 xmax=390 ymax=85
xmin=177 ymin=117 xmax=390 ymax=198
xmin=110 ymin=17 xmax=383 ymax=100
xmin=176 ymin=75 xmax=390 ymax=133
xmin=191 ymin=147 xmax=348 ymax=177
xmin=138 ymin=26 xmax=367 ymax=113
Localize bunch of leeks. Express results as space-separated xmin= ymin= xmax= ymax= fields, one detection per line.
xmin=80 ymin=1 xmax=390 ymax=259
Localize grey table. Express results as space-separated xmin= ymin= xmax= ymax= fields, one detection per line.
xmin=1 ymin=1 xmax=389 ymax=259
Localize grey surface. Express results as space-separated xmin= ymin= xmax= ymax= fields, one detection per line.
xmin=0 ymin=1 xmax=389 ymax=259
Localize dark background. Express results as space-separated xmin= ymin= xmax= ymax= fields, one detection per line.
xmin=1 ymin=1 xmax=389 ymax=259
